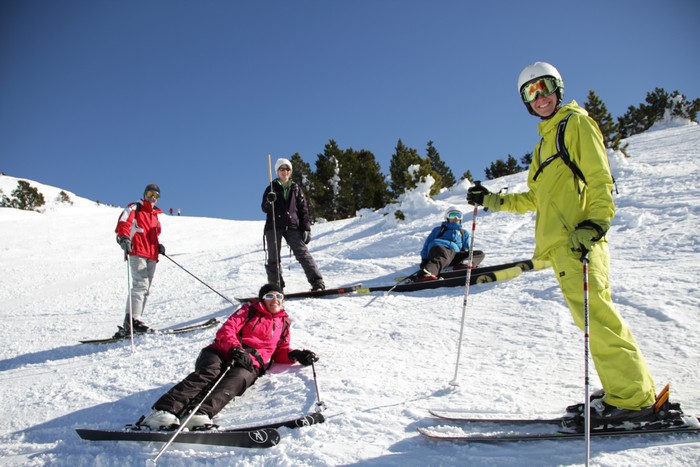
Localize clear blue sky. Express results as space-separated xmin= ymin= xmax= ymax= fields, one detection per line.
xmin=2 ymin=0 xmax=698 ymax=220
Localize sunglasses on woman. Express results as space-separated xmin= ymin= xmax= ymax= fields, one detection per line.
xmin=263 ymin=293 xmax=284 ymax=301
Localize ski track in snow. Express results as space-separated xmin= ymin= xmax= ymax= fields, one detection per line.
xmin=0 ymin=122 xmax=699 ymax=466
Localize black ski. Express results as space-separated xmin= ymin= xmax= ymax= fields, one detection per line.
xmin=362 ymin=266 xmax=522 ymax=293
xmin=418 ymin=415 xmax=700 ymax=443
xmin=75 ymin=412 xmax=324 ymax=448
xmin=80 ymin=318 xmax=220 ymax=344
xmin=236 ymin=284 xmax=362 ymax=303
xmin=429 ymin=409 xmax=563 ymax=425
xmin=229 ymin=412 xmax=325 ymax=431
xmin=75 ymin=427 xmax=279 ymax=448
xmin=395 ymin=258 xmax=550 ymax=282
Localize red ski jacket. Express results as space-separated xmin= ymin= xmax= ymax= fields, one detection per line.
xmin=115 ymin=200 xmax=163 ymax=261
xmin=209 ymin=301 xmax=293 ymax=371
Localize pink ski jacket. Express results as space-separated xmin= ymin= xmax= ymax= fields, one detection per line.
xmin=209 ymin=301 xmax=293 ymax=371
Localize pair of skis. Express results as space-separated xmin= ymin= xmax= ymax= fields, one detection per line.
xmin=420 ymin=411 xmax=700 ymax=443
xmin=420 ymin=385 xmax=700 ymax=443
xmin=76 ymin=412 xmax=325 ymax=449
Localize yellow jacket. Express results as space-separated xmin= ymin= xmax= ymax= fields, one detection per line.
xmin=484 ymin=101 xmax=615 ymax=259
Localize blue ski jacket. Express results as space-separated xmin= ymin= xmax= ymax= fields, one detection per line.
xmin=420 ymin=221 xmax=469 ymax=260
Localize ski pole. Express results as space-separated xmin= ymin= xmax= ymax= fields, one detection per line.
xmin=450 ymin=203 xmax=479 ymax=387
xmin=151 ymin=365 xmax=232 ymax=465
xmin=582 ymin=252 xmax=591 ymax=465
xmin=125 ymin=255 xmax=135 ymax=353
xmin=382 ymin=271 xmax=420 ymax=299
xmin=267 ymin=154 xmax=283 ymax=287
xmin=311 ymin=360 xmax=327 ymax=413
xmin=161 ymin=253 xmax=238 ymax=307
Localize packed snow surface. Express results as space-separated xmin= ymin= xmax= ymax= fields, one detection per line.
xmin=1 ymin=121 xmax=699 ymax=466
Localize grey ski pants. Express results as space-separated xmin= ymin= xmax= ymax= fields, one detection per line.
xmin=265 ymin=228 xmax=322 ymax=286
xmin=124 ymin=255 xmax=157 ymax=321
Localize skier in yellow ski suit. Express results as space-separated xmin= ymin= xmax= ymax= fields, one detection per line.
xmin=468 ymin=62 xmax=655 ymax=418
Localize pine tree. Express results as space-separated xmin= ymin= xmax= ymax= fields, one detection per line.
xmin=388 ymin=139 xmax=422 ymax=197
xmin=310 ymin=140 xmax=343 ymax=221
xmin=10 ymin=180 xmax=45 ymax=211
xmin=56 ymin=190 xmax=73 ymax=205
xmin=335 ymin=148 xmax=390 ymax=219
xmin=460 ymin=170 xmax=474 ymax=183
xmin=426 ymin=141 xmax=456 ymax=189
xmin=618 ymin=87 xmax=699 ymax=138
xmin=584 ymin=90 xmax=622 ymax=151
xmin=289 ymin=153 xmax=315 ymax=217
xmin=484 ymin=155 xmax=523 ymax=180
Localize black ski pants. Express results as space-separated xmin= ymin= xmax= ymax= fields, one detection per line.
xmin=420 ymin=246 xmax=485 ymax=276
xmin=153 ymin=347 xmax=258 ymax=418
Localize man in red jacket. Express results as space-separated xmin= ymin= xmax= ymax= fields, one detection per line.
xmin=114 ymin=184 xmax=165 ymax=337
xmin=140 ymin=283 xmax=318 ymax=431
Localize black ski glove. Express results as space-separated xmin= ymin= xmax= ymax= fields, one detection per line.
xmin=289 ymin=349 xmax=318 ymax=366
xmin=266 ymin=192 xmax=277 ymax=203
xmin=158 ymin=244 xmax=165 ymax=255
xmin=302 ymin=231 xmax=311 ymax=244
xmin=117 ymin=236 xmax=132 ymax=253
xmin=466 ymin=181 xmax=490 ymax=206
xmin=230 ymin=347 xmax=254 ymax=371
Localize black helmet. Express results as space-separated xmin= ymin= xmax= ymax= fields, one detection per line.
xmin=144 ymin=184 xmax=160 ymax=197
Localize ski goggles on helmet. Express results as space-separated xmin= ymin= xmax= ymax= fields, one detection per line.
xmin=263 ymin=292 xmax=284 ymax=301
xmin=144 ymin=190 xmax=160 ymax=200
xmin=446 ymin=211 xmax=462 ymax=221
xmin=520 ymin=76 xmax=562 ymax=103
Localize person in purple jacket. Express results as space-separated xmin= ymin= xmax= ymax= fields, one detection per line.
xmin=140 ymin=283 xmax=318 ymax=431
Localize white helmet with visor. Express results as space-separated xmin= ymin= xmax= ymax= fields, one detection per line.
xmin=517 ymin=62 xmax=564 ymax=116
xmin=444 ymin=207 xmax=463 ymax=222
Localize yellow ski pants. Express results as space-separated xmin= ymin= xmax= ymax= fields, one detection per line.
xmin=548 ymin=242 xmax=656 ymax=410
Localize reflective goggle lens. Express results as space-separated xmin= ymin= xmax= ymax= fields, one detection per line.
xmin=521 ymin=77 xmax=560 ymax=103
xmin=145 ymin=190 xmax=160 ymax=200
xmin=263 ymin=293 xmax=284 ymax=300
xmin=277 ymin=166 xmax=291 ymax=172
xmin=447 ymin=212 xmax=462 ymax=220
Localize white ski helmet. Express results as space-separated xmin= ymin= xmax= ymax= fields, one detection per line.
xmin=445 ymin=206 xmax=462 ymax=222
xmin=517 ymin=62 xmax=564 ymax=116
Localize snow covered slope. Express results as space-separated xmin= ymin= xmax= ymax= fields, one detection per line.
xmin=1 ymin=121 xmax=699 ymax=466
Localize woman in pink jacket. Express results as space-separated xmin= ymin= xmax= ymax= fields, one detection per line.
xmin=140 ymin=283 xmax=318 ymax=431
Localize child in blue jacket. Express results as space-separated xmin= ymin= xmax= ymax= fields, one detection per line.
xmin=416 ymin=207 xmax=485 ymax=281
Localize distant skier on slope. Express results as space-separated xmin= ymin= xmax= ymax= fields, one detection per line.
xmin=114 ymin=183 xmax=165 ymax=336
xmin=467 ymin=62 xmax=656 ymax=426
xmin=140 ymin=283 xmax=318 ymax=431
xmin=261 ymin=157 xmax=325 ymax=292
xmin=414 ymin=206 xmax=485 ymax=281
